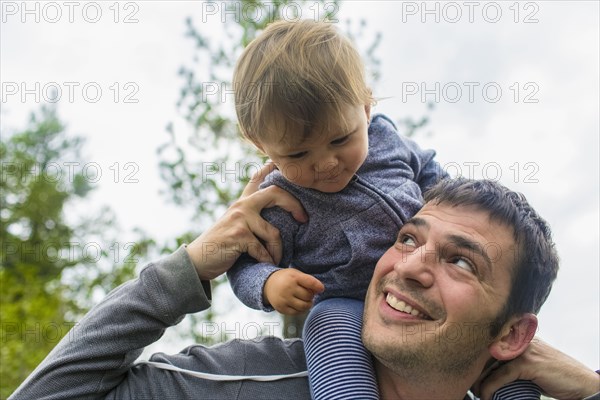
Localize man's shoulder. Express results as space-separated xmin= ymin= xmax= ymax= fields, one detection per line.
xmin=122 ymin=336 xmax=309 ymax=400
xmin=212 ymin=336 xmax=305 ymax=357
xmin=231 ymin=336 xmax=306 ymax=361
xmin=179 ymin=336 xmax=307 ymax=373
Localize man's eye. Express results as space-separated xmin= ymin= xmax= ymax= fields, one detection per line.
xmin=450 ymin=257 xmax=475 ymax=273
xmin=331 ymin=135 xmax=350 ymax=145
xmin=287 ymin=151 xmax=307 ymax=159
xmin=398 ymin=234 xmax=416 ymax=247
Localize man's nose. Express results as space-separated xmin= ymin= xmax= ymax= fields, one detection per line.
xmin=393 ymin=246 xmax=435 ymax=288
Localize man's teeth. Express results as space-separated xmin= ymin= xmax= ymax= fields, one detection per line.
xmin=386 ymin=293 xmax=426 ymax=318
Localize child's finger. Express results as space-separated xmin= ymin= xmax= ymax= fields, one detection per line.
xmin=278 ymin=300 xmax=310 ymax=315
xmin=293 ymin=287 xmax=316 ymax=302
xmin=286 ymin=297 xmax=313 ymax=313
xmin=296 ymin=273 xmax=325 ymax=294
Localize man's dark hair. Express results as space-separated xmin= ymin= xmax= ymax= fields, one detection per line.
xmin=424 ymin=178 xmax=559 ymax=337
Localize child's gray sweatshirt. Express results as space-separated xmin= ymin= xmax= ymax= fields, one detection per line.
xmin=227 ymin=114 xmax=447 ymax=311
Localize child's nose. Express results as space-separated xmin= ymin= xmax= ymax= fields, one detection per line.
xmin=315 ymin=153 xmax=338 ymax=173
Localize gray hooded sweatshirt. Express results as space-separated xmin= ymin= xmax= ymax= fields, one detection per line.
xmin=227 ymin=114 xmax=447 ymax=310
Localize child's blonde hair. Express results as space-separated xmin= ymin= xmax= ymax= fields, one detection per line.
xmin=233 ymin=19 xmax=374 ymax=148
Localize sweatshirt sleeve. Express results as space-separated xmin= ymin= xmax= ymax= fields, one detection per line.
xmin=402 ymin=134 xmax=449 ymax=192
xmin=9 ymin=245 xmax=212 ymax=400
xmin=227 ymin=204 xmax=300 ymax=312
xmin=371 ymin=114 xmax=448 ymax=192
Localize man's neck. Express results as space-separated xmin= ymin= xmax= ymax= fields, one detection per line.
xmin=375 ymin=361 xmax=479 ymax=400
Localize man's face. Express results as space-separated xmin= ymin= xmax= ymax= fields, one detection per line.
xmin=258 ymin=104 xmax=370 ymax=193
xmin=363 ymin=202 xmax=518 ymax=378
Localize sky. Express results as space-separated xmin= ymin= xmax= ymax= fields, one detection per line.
xmin=1 ymin=0 xmax=598 ymax=371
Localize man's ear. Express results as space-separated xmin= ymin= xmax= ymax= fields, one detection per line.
xmin=488 ymin=313 xmax=538 ymax=361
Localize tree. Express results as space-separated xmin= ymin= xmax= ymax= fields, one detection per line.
xmin=158 ymin=0 xmax=384 ymax=340
xmin=0 ymin=106 xmax=153 ymax=397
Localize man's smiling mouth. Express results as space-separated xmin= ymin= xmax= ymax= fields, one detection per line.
xmin=385 ymin=292 xmax=433 ymax=320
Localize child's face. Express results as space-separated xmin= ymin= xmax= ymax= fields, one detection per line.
xmin=258 ymin=104 xmax=371 ymax=193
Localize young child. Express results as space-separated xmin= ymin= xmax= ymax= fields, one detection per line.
xmin=227 ymin=20 xmax=541 ymax=400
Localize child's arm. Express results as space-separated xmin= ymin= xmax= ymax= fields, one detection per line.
xmin=227 ymin=205 xmax=305 ymax=311
xmin=396 ymin=133 xmax=449 ymax=192
xmin=263 ymin=269 xmax=324 ymax=315
xmin=370 ymin=114 xmax=448 ymax=192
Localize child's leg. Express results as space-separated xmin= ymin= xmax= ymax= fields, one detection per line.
xmin=303 ymin=298 xmax=378 ymax=400
xmin=491 ymin=380 xmax=541 ymax=399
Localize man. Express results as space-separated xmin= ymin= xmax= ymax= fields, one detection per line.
xmin=363 ymin=179 xmax=556 ymax=399
xmin=10 ymin=177 xmax=599 ymax=399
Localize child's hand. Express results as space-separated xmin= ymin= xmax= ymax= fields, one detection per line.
xmin=263 ymin=269 xmax=325 ymax=315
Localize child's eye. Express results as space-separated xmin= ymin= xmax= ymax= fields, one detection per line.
xmin=331 ymin=135 xmax=350 ymax=145
xmin=287 ymin=151 xmax=307 ymax=159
